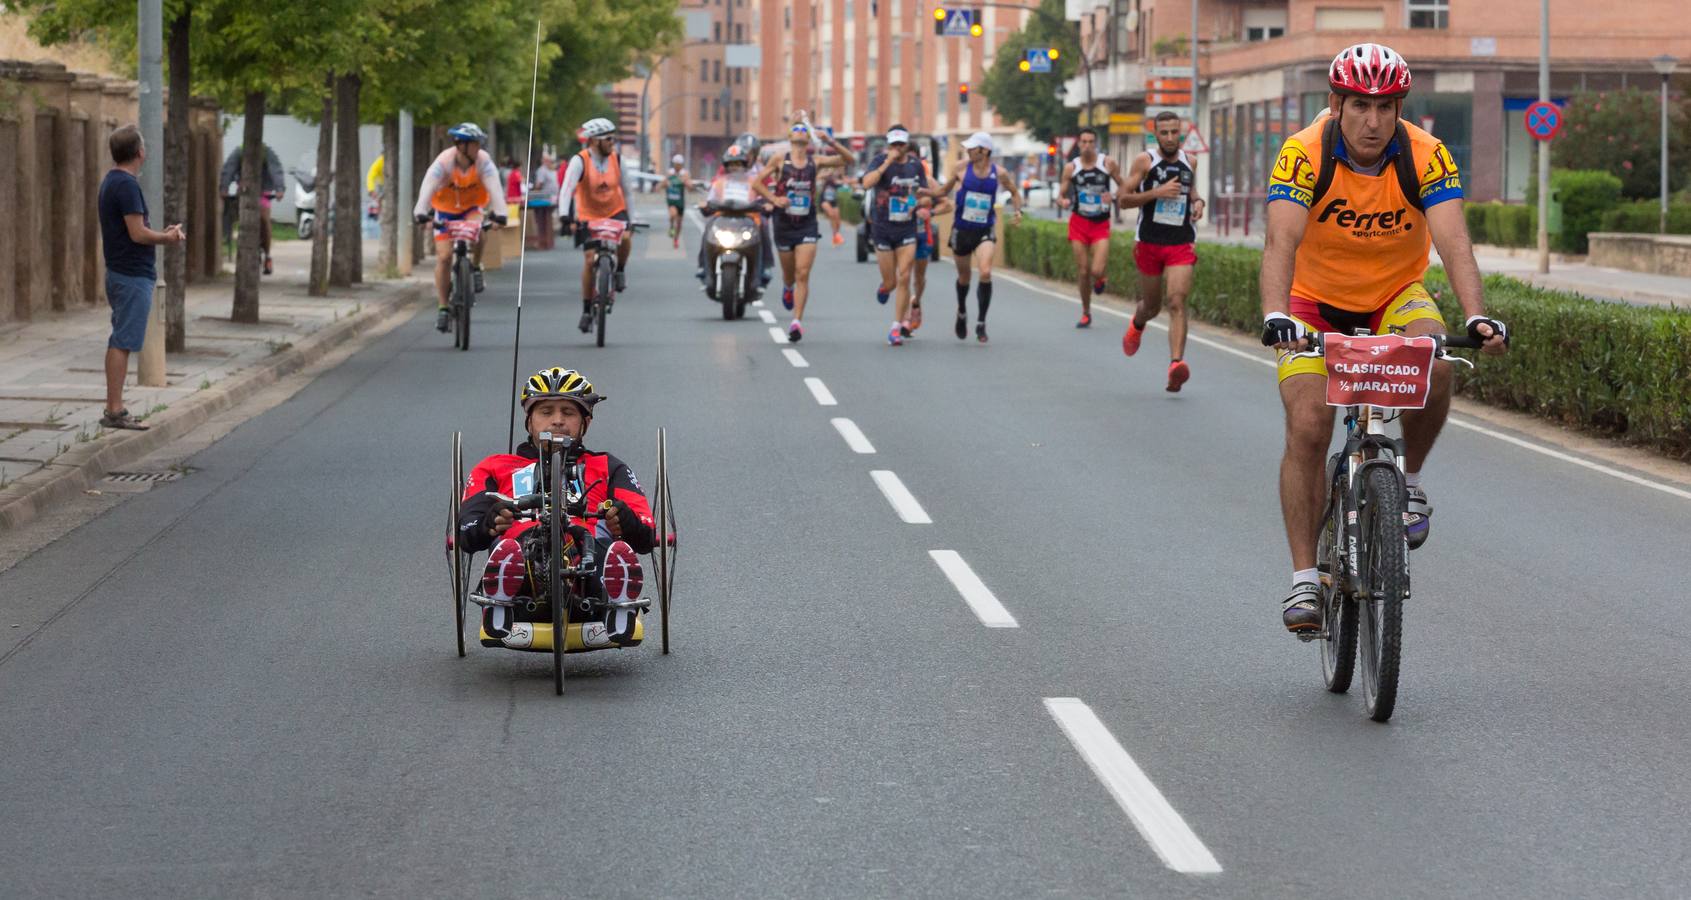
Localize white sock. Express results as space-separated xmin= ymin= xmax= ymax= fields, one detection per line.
xmin=1404 ymin=471 xmax=1422 ymax=489
xmin=1293 ymin=568 xmax=1320 ymax=589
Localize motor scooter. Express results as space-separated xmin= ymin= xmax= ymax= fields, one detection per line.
xmin=291 ymin=166 xmax=317 ymax=240
xmin=700 ymin=182 xmax=763 ymax=321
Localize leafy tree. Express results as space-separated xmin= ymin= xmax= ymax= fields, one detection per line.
xmin=977 ymin=0 xmax=1079 ymax=143
xmin=1553 ymin=88 xmax=1691 ymax=200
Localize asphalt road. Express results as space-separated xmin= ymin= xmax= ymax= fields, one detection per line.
xmin=3 ymin=202 xmax=1690 ymax=898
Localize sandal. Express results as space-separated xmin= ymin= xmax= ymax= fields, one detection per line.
xmin=100 ymin=408 xmax=150 ymax=431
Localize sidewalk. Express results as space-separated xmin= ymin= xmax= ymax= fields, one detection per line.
xmin=0 ymin=237 xmax=428 ymax=527
xmin=1198 ymin=224 xmax=1688 ymax=309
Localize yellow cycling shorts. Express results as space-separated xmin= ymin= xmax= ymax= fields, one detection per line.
xmin=1277 ymin=282 xmax=1446 ymax=382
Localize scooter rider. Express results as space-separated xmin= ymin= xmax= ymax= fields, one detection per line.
xmin=412 ymin=123 xmax=508 ymax=332
xmin=696 ymin=143 xmax=775 ymax=291
xmin=560 ymin=118 xmax=637 ymax=333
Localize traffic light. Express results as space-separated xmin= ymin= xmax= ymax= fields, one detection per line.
xmin=969 ymin=21 xmax=983 ymax=36
xmin=1018 ymin=59 xmax=1031 ymax=72
xmin=1046 ymin=143 xmax=1058 ymax=156
xmin=958 ymin=83 xmax=970 ymax=105
xmin=1047 ymin=47 xmax=1060 ymax=60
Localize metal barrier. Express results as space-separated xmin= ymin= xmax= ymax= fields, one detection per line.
xmin=1214 ymin=192 xmax=1267 ymax=238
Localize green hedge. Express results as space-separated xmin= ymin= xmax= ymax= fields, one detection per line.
xmin=1465 ymin=202 xmax=1535 ymax=248
xmin=1000 ymin=218 xmax=1691 ymax=459
xmin=1598 ymin=200 xmax=1691 ymax=235
xmin=1525 ymin=169 xmax=1625 ymax=253
xmin=838 ymin=189 xmax=864 ymax=226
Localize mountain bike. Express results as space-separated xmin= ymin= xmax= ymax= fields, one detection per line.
xmin=442 ymin=218 xmax=487 ymax=351
xmin=580 ymin=218 xmax=648 ymax=348
xmin=1290 ymin=330 xmax=1483 ymax=722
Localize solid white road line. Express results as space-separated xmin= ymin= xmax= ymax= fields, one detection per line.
xmin=995 ymin=268 xmax=1691 ymax=503
xmin=928 ymin=551 xmax=1018 ymax=627
xmin=768 ymin=326 xmax=788 ymax=344
xmin=831 ymin=417 xmax=876 ymax=454
xmin=758 ymin=309 xmax=778 ymax=324
xmin=804 ymin=377 xmax=838 ymax=406
xmin=782 ymin=349 xmax=810 ymax=368
xmin=1043 ymin=698 xmax=1222 ymax=875
xmin=870 ymin=470 xmax=932 ymax=524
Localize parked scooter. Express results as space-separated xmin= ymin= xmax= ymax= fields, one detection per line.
xmin=700 ymin=182 xmax=763 ymax=321
xmin=291 ymin=166 xmax=317 ymax=240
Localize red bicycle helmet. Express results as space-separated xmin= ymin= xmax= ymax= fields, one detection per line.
xmin=1329 ymin=43 xmax=1412 ymax=97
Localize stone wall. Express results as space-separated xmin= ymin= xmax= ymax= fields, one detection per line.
xmin=0 ymin=60 xmax=221 ymax=326
xmin=1587 ymin=233 xmax=1691 ymax=279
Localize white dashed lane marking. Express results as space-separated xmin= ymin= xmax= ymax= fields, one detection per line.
xmin=804 ymin=377 xmax=837 ymax=406
xmin=870 ymin=470 xmax=931 ymax=524
xmin=928 ymin=550 xmax=1017 ymax=627
xmin=831 ymin=417 xmax=876 ymax=454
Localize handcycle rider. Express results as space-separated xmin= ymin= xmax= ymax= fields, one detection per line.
xmin=454 ymin=367 xmax=657 ymax=649
xmin=412 ymin=123 xmax=508 ymax=332
xmin=560 ymin=118 xmax=637 ymax=333
xmin=1259 ymin=43 xmax=1508 ymax=633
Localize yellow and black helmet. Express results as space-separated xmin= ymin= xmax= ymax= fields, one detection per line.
xmin=521 ymin=367 xmax=603 ymax=416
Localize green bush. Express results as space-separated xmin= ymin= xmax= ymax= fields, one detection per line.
xmin=998 ymin=218 xmax=1691 ymax=458
xmin=1598 ymin=200 xmax=1691 ymax=235
xmin=1529 ymin=169 xmax=1624 ymax=253
xmin=1464 ymin=202 xmax=1535 ymax=248
xmin=837 ymin=189 xmax=864 ymax=226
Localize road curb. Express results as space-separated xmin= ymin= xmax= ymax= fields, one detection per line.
xmin=0 ymin=281 xmax=428 ymax=532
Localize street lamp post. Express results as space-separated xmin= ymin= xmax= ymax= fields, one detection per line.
xmin=1650 ymin=54 xmax=1678 ymax=236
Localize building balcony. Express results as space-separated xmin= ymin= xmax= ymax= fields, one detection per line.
xmin=1062 ymin=59 xmax=1151 ymax=107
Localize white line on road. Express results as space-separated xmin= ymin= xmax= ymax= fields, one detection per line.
xmin=804 ymin=377 xmax=837 ymax=406
xmin=768 ymin=326 xmax=788 ymax=344
xmin=928 ymin=550 xmax=1017 ymax=627
xmin=830 ymin=417 xmax=876 ymax=454
xmin=1043 ymin=698 xmax=1222 ymax=875
xmin=995 ymin=269 xmax=1691 ymax=503
xmin=758 ymin=309 xmax=777 ymax=324
xmin=782 ymin=349 xmax=809 ymax=368
xmin=686 ymin=209 xmax=707 ymax=234
xmin=870 ymin=470 xmax=931 ymax=524
xmin=753 ymin=299 xmax=765 ymax=308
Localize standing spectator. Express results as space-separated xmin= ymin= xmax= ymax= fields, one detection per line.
xmin=504 ymin=156 xmax=525 ymax=208
xmin=528 ymin=152 xmax=559 ymax=250
xmin=97 ymin=124 xmax=185 ymax=432
xmin=219 ymin=142 xmax=285 ymax=274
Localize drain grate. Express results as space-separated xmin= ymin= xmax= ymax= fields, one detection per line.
xmin=103 ymin=471 xmax=184 ymax=484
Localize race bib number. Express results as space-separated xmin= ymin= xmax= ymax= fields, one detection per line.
xmin=1077 ymin=190 xmax=1106 ymax=217
xmin=786 ymin=190 xmax=812 ymax=216
xmin=1324 ymin=334 xmax=1438 ymax=410
xmin=722 ymin=181 xmax=751 ymax=204
xmin=887 ymin=194 xmax=914 ymax=222
xmin=666 ymin=183 xmax=683 ymax=202
xmin=1152 ymin=194 xmax=1187 ymax=226
xmin=510 ymin=463 xmax=537 ymax=497
xmin=961 ymin=191 xmax=994 ymax=224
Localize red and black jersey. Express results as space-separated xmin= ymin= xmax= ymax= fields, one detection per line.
xmin=456 ymin=441 xmax=655 ymax=555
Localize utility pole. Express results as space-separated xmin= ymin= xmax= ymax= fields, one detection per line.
xmin=137 ymin=0 xmax=167 ymax=387
xmin=1536 ymin=0 xmax=1550 ymax=274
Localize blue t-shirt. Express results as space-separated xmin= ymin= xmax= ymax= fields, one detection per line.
xmin=98 ymin=169 xmax=156 ymax=280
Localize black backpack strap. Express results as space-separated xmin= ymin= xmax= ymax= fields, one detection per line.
xmin=1392 ymin=121 xmax=1425 ymax=213
xmin=1310 ymin=116 xmax=1341 ymax=208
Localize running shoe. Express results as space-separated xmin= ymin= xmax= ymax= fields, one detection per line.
xmin=1075 ymin=314 xmax=1092 ymax=329
xmin=1093 ymin=277 xmax=1106 ymax=295
xmin=435 ymin=308 xmax=450 ymax=332
xmin=614 ymin=270 xmax=627 ymax=293
xmin=954 ymin=311 xmax=967 ymax=340
xmin=1406 ymin=486 xmax=1433 ymax=550
xmin=908 ymin=304 xmax=923 ymax=332
xmin=1166 ymin=360 xmax=1190 ymax=392
xmin=787 ymin=319 xmax=803 ymax=342
xmin=832 ymin=232 xmax=845 ymax=246
xmin=876 ymin=286 xmax=891 ymax=305
xmin=900 ymin=323 xmax=912 ymax=338
xmin=578 ymin=307 xmax=594 ymax=333
xmin=782 ymin=286 xmax=795 ymax=310
xmin=887 ymin=324 xmax=904 ymax=346
xmin=263 ymin=256 xmax=273 ymax=276
xmin=976 ymin=322 xmax=989 ymax=343
xmin=1283 ymin=582 xmax=1322 ymax=634
xmin=1121 ymin=321 xmax=1144 ymax=356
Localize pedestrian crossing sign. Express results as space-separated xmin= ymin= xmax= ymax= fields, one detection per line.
xmin=941 ymin=8 xmax=977 ymax=36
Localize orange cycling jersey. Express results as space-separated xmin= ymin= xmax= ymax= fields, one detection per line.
xmin=1267 ymin=117 xmax=1463 ymax=313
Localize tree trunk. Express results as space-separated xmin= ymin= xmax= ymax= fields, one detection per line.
xmin=308 ymin=73 xmax=334 ymax=297
xmin=232 ymin=92 xmax=266 ymax=324
xmin=379 ymin=115 xmax=398 ymax=276
xmin=330 ymin=72 xmax=362 ymax=286
xmin=162 ymin=5 xmax=190 ymax=351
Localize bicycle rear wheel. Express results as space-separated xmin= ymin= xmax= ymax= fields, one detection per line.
xmin=1318 ymin=489 xmax=1357 ymax=693
xmin=1358 ymin=466 xmax=1408 ymax=721
xmin=594 ymin=255 xmax=614 ymax=348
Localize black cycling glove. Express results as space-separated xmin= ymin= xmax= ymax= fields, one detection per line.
xmin=483 ymin=498 xmax=518 ymax=537
xmin=413 ymin=213 xmax=431 ymax=225
xmin=1261 ymin=312 xmax=1308 ymax=348
xmin=487 ymin=213 xmax=508 ymax=227
xmin=603 ymin=499 xmax=654 ymax=554
xmin=1465 ymin=315 xmax=1510 ymax=347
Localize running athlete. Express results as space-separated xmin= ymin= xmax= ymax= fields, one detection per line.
xmin=1057 ymin=129 xmax=1123 ymax=328
xmin=411 ymin=123 xmax=508 ymax=333
xmin=819 ymin=169 xmax=846 ymax=245
xmin=1261 ymin=44 xmax=1508 ymax=633
xmin=560 ymin=117 xmax=636 ymax=333
xmin=861 ymin=125 xmax=932 ymax=347
xmin=907 ymin=188 xmax=947 ymax=337
xmin=753 ymin=116 xmax=855 ymax=342
xmin=924 ymin=131 xmax=1022 ymax=343
xmin=1117 ymin=111 xmax=1205 ymax=391
xmin=664 ymin=155 xmax=699 ymax=248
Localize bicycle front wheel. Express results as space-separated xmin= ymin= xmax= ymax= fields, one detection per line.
xmin=595 ymin=254 xmax=614 ymax=348
xmin=1358 ymin=466 xmax=1408 ymax=722
xmin=454 ymin=256 xmax=474 ymax=351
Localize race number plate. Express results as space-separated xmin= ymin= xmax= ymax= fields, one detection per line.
xmin=722 ymin=181 xmax=752 ymax=204
xmin=1152 ymin=194 xmax=1187 ymax=226
xmin=962 ymin=191 xmax=994 ymax=224
xmin=786 ymin=191 xmax=812 ymax=216
xmin=1077 ymin=190 xmax=1107 ymax=217
xmin=888 ymin=194 xmax=914 ymax=222
xmin=1323 ymin=334 xmax=1438 ymax=410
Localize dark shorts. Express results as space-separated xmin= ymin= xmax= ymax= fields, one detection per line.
xmin=105 ymin=270 xmax=155 ymax=352
xmin=774 ymin=215 xmax=820 ymax=251
xmin=949 ymin=226 xmax=994 ymax=257
xmin=821 ymin=187 xmax=839 ymax=206
xmin=871 ymin=221 xmax=917 ymax=252
xmin=574 ymin=209 xmax=630 ymax=249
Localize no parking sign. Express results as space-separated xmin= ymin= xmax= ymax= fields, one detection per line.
xmin=1524 ymin=101 xmax=1563 ymax=141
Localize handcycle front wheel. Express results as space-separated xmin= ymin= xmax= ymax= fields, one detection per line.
xmin=1358 ymin=466 xmax=1407 ymax=722
xmin=653 ymin=427 xmax=677 ymax=654
xmin=449 ymin=431 xmax=467 ymax=657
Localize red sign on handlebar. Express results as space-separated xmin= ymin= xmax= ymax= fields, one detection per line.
xmin=1323 ymin=333 xmax=1438 ymax=410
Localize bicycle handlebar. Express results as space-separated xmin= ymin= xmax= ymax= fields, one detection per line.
xmin=1299 ymin=331 xmax=1487 ymax=355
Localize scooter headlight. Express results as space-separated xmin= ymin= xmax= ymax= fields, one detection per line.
xmin=713 ymin=226 xmax=748 ymax=249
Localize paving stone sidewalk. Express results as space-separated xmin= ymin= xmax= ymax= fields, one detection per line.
xmin=0 ymin=237 xmax=425 ymax=495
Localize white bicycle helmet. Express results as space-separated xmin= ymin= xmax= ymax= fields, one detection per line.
xmin=671 ymin=154 xmax=685 ymax=165
xmin=580 ymin=118 xmax=617 ymax=139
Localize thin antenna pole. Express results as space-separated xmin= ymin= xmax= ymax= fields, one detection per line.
xmin=509 ymin=17 xmax=545 ymax=453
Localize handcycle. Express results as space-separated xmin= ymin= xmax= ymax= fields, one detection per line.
xmin=446 ymin=429 xmax=678 ymax=696
xmin=1289 ymin=329 xmax=1486 ymax=722
xmin=578 ymin=217 xmax=650 ymax=348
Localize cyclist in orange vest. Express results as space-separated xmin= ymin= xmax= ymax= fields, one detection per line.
xmin=412 ymin=122 xmax=508 ymax=332
xmin=560 ymin=118 xmax=637 ymax=333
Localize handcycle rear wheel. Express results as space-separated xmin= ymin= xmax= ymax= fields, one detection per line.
xmin=1358 ymin=466 xmax=1407 ymax=722
xmin=653 ymin=427 xmax=677 ymax=654
xmin=449 ymin=431 xmax=467 ymax=657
